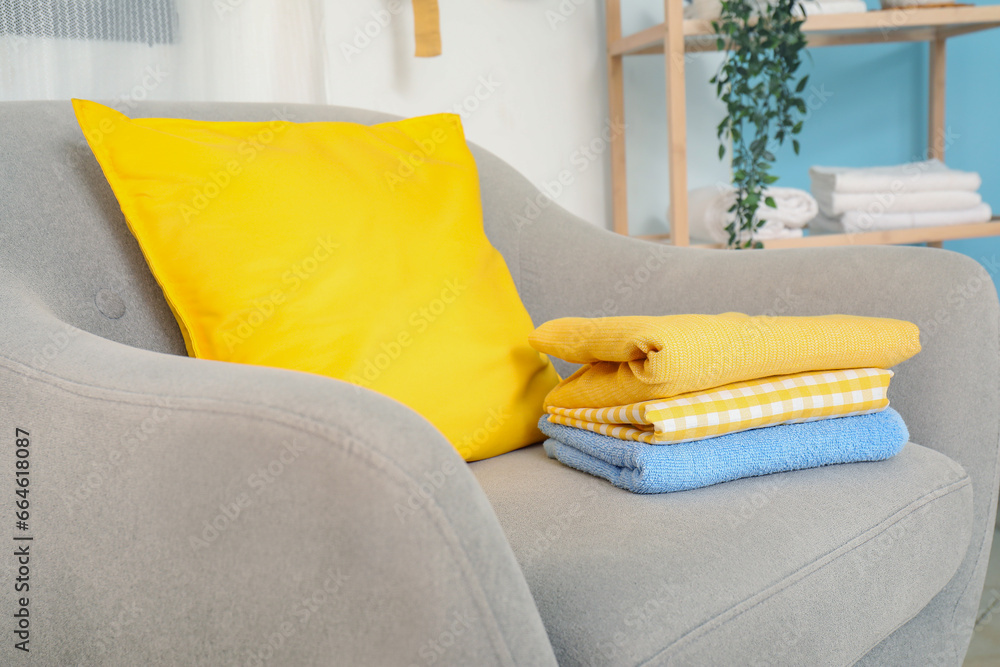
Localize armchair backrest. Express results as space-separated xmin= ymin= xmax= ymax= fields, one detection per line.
xmin=0 ymin=100 xmax=529 ymax=356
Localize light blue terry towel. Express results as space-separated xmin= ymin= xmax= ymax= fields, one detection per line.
xmin=539 ymin=409 xmax=908 ymax=494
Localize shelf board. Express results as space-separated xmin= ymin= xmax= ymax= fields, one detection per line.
xmin=762 ymin=219 xmax=1000 ymax=248
xmin=609 ymin=5 xmax=1000 ymax=56
xmin=638 ymin=219 xmax=1000 ymax=248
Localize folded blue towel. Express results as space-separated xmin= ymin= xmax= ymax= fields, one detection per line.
xmin=539 ymin=409 xmax=908 ymax=494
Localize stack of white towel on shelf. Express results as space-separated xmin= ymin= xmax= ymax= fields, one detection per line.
xmin=792 ymin=0 xmax=867 ymax=17
xmin=682 ymin=185 xmax=819 ymax=244
xmin=808 ymin=160 xmax=992 ymax=234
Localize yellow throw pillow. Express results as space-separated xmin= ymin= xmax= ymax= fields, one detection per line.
xmin=74 ymin=99 xmax=560 ymax=461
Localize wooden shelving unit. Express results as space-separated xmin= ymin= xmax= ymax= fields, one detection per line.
xmin=605 ymin=2 xmax=1000 ymax=248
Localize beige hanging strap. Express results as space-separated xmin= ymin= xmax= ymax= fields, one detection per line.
xmin=412 ymin=0 xmax=442 ymax=57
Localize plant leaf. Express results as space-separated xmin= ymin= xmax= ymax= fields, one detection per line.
xmin=712 ymin=0 xmax=807 ymax=250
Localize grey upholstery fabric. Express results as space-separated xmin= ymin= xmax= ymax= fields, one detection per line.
xmin=0 ymin=100 xmax=996 ymax=665
xmin=0 ymin=102 xmax=556 ymax=665
xmin=472 ymin=443 xmax=971 ymax=666
xmin=488 ymin=161 xmax=1000 ymax=664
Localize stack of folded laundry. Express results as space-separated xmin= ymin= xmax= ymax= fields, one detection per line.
xmin=808 ymin=160 xmax=991 ymax=234
xmin=682 ymin=185 xmax=819 ymax=244
xmin=528 ymin=313 xmax=921 ymax=494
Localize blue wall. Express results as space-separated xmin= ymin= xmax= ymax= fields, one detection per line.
xmin=771 ymin=0 xmax=1000 ymax=284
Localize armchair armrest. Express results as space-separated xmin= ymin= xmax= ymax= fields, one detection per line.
xmin=0 ymin=277 xmax=557 ymax=666
xmin=501 ymin=189 xmax=999 ymax=664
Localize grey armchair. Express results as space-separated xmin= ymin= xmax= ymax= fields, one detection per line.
xmin=0 ymin=101 xmax=996 ymax=666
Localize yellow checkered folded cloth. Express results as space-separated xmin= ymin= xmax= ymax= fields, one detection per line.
xmin=546 ymin=368 xmax=892 ymax=444
xmin=530 ymin=313 xmax=920 ymax=409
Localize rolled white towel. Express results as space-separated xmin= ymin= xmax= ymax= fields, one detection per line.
xmin=810 ymin=160 xmax=981 ymax=195
xmin=760 ymin=186 xmax=819 ymax=228
xmin=792 ymin=0 xmax=867 ymax=16
xmin=684 ymin=0 xmax=722 ymax=19
xmin=816 ymin=189 xmax=982 ymax=217
xmin=810 ymin=203 xmax=993 ymax=234
xmin=750 ymin=221 xmax=805 ymax=241
xmin=684 ymin=185 xmax=815 ymax=243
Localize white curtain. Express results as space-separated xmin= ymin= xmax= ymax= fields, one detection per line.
xmin=0 ymin=0 xmax=329 ymax=104
xmin=0 ymin=0 xmax=669 ymax=230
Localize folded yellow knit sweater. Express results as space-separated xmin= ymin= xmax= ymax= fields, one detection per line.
xmin=529 ymin=313 xmax=920 ymax=409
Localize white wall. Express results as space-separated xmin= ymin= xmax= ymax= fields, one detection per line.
xmin=322 ymin=0 xmax=611 ymax=227
xmin=322 ymin=0 xmax=728 ymax=233
xmin=0 ymin=0 xmax=727 ymax=232
xmin=619 ymin=1 xmax=729 ymax=236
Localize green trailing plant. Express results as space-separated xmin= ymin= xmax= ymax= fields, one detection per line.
xmin=711 ymin=0 xmax=809 ymax=248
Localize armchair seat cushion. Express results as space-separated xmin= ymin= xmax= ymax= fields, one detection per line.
xmin=471 ymin=442 xmax=972 ymax=666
